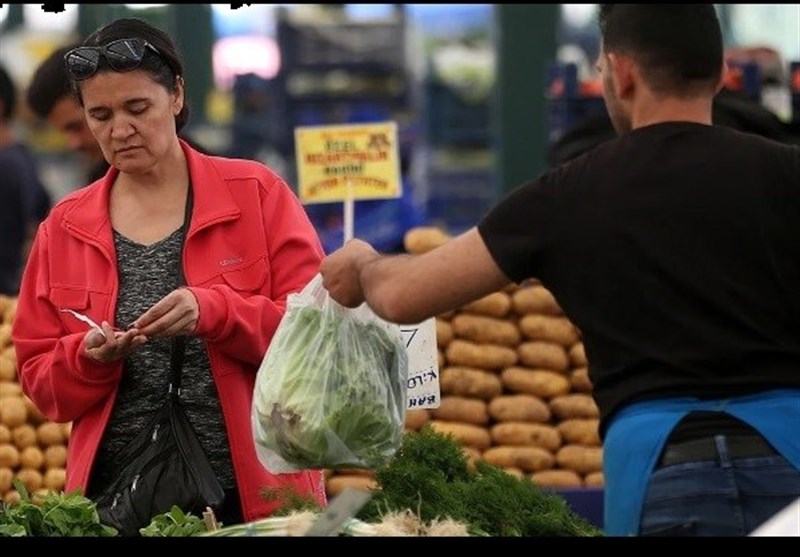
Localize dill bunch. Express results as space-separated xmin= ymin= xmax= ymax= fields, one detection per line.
xmin=357 ymin=426 xmax=604 ymax=537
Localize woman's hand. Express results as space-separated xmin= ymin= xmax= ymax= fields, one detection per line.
xmin=83 ymin=321 xmax=147 ymax=363
xmin=131 ymin=288 xmax=200 ymax=338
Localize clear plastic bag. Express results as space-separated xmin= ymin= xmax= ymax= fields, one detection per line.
xmin=252 ymin=274 xmax=408 ymax=474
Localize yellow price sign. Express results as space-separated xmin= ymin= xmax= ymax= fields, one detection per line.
xmin=294 ymin=122 xmax=402 ymax=204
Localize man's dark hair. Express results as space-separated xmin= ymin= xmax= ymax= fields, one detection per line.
xmin=75 ymin=18 xmax=190 ymax=132
xmin=0 ymin=63 xmax=17 ymax=122
xmin=27 ymin=44 xmax=78 ymax=120
xmin=598 ymin=5 xmax=723 ymax=96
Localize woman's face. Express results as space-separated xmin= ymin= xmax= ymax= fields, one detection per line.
xmin=79 ymin=69 xmax=183 ymax=175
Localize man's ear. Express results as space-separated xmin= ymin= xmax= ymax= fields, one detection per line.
xmin=608 ymin=52 xmax=635 ymax=100
xmin=715 ymin=61 xmax=729 ymax=94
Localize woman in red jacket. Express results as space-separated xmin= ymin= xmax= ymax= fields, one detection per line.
xmin=11 ymin=17 xmax=327 ymax=527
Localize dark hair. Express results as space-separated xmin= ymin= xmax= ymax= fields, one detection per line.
xmin=598 ymin=5 xmax=723 ymax=96
xmin=74 ymin=18 xmax=189 ymax=132
xmin=27 ymin=44 xmax=78 ymax=119
xmin=0 ymin=63 xmax=16 ymax=122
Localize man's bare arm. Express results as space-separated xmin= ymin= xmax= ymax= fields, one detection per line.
xmin=357 ymin=227 xmax=512 ymax=324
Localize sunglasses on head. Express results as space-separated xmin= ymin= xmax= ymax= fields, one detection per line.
xmin=64 ymin=38 xmax=162 ymax=81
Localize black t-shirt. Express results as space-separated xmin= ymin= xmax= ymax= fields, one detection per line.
xmin=479 ymin=122 xmax=800 ymax=436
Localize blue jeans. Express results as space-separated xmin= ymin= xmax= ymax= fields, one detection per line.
xmin=639 ymin=435 xmax=800 ymax=536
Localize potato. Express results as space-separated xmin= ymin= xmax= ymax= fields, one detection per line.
xmin=36 ymin=423 xmax=65 ymax=447
xmin=14 ymin=468 xmax=43 ymax=492
xmin=556 ymin=445 xmax=603 ymax=475
xmin=500 ymin=367 xmax=571 ymax=399
xmin=405 ymin=409 xmax=430 ymax=431
xmin=570 ymin=367 xmax=593 ymax=393
xmin=487 ymin=395 xmax=551 ymax=423
xmin=482 ymin=446 xmax=554 ymax=472
xmin=584 ymin=471 xmax=605 ymax=487
xmin=0 ymin=397 xmax=26 ymax=429
xmin=437 ymin=310 xmax=457 ymax=321
xmin=503 ymin=467 xmax=526 ymax=479
xmin=430 ymin=397 xmax=489 ymax=425
xmin=44 ymin=445 xmax=68 ymax=469
xmin=556 ymin=419 xmax=602 ymax=446
xmin=512 ymin=285 xmax=562 ymax=316
xmin=530 ymin=469 xmax=583 ymax=488
xmin=0 ymin=467 xmax=13 ymax=493
xmin=437 ymin=349 xmax=445 ymax=369
xmin=440 ymin=367 xmax=503 ymax=400
xmin=334 ymin=468 xmax=375 ymax=478
xmin=446 ymin=340 xmax=518 ymax=370
xmin=12 ymin=424 xmax=37 ymax=450
xmin=3 ymin=299 xmax=17 ymax=324
xmin=462 ymin=446 xmax=483 ymax=470
xmin=61 ymin=422 xmax=72 ymax=440
xmin=326 ymin=475 xmax=377 ymax=497
xmin=0 ymin=424 xmax=9 ymax=444
xmin=21 ymin=397 xmax=46 ymax=426
xmin=403 ymin=227 xmax=450 ymax=254
xmin=0 ymin=382 xmax=21 ymax=399
xmin=490 ymin=422 xmax=562 ymax=452
xmin=43 ymin=468 xmax=66 ymax=492
xmin=428 ymin=420 xmax=492 ymax=450
xmin=569 ymin=343 xmax=587 ymax=367
xmin=19 ymin=446 xmax=44 ymax=470
xmin=0 ymin=355 xmax=17 ymax=382
xmin=1 ymin=347 xmax=16 ymax=366
xmin=518 ymin=315 xmax=580 ymax=347
xmin=0 ymin=296 xmax=10 ymax=321
xmin=517 ymin=341 xmax=569 ymax=371
xmin=0 ymin=444 xmax=20 ymax=468
xmin=0 ymin=323 xmax=11 ymax=350
xmin=4 ymin=489 xmax=21 ymax=506
xmin=461 ymin=292 xmax=512 ymax=318
xmin=451 ymin=314 xmax=521 ymax=346
xmin=549 ymin=394 xmax=600 ymax=420
xmin=436 ymin=319 xmax=454 ymax=348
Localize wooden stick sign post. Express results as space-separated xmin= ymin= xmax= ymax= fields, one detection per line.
xmin=294 ymin=121 xmax=402 ymax=243
xmin=294 ymin=121 xmax=441 ymax=410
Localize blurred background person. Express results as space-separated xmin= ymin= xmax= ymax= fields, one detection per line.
xmin=0 ymin=62 xmax=51 ymax=295
xmin=26 ymin=43 xmax=110 ymax=184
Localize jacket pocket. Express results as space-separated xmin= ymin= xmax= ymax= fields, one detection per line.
xmin=220 ymin=257 xmax=268 ymax=293
xmin=50 ymin=287 xmax=103 ymax=335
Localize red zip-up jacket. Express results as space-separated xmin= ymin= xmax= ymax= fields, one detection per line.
xmin=11 ymin=140 xmax=328 ymax=521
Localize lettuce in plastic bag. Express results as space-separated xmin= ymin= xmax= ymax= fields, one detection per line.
xmin=252 ymin=274 xmax=408 ymax=473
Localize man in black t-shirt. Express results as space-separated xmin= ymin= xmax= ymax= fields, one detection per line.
xmin=320 ymin=5 xmax=800 ymax=537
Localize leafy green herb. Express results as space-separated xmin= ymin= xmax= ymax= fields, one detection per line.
xmin=139 ymin=506 xmax=208 ymax=537
xmin=0 ymin=479 xmax=117 ymax=537
xmin=357 ymin=426 xmax=604 ymax=537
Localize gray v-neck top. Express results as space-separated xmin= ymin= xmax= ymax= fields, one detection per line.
xmin=89 ymin=228 xmax=235 ymax=495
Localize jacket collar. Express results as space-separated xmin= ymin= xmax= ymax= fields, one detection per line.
xmin=62 ymin=138 xmax=240 ymax=242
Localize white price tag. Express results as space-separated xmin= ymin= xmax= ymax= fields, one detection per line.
xmin=400 ymin=317 xmax=441 ymax=410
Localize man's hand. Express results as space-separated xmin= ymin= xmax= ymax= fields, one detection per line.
xmin=130 ymin=288 xmax=200 ymax=338
xmin=320 ymin=239 xmax=379 ymax=307
xmin=84 ymin=321 xmax=147 ymax=363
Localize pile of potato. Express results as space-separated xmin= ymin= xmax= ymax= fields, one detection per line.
xmin=0 ymin=295 xmax=70 ymax=505
xmin=326 ymin=227 xmax=603 ymax=496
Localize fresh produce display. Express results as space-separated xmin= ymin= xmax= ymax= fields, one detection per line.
xmin=207 ymin=427 xmax=601 ymax=537
xmin=326 ymin=227 xmax=603 ymax=494
xmin=0 ymin=295 xmax=71 ymax=506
